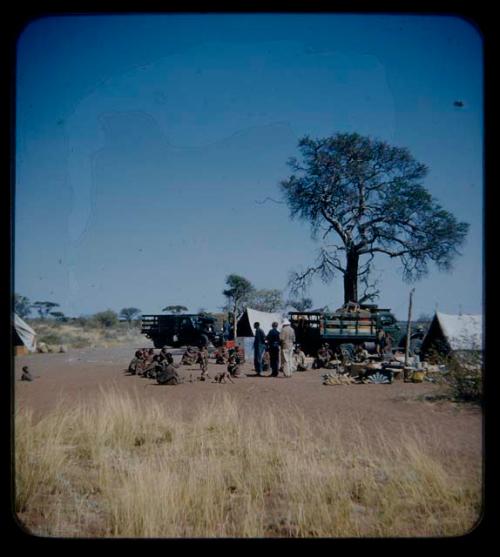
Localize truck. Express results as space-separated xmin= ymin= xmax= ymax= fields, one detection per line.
xmin=289 ymin=302 xmax=401 ymax=356
xmin=140 ymin=313 xmax=222 ymax=349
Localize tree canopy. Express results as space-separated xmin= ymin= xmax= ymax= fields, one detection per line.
xmin=280 ymin=132 xmax=469 ymax=304
xmin=223 ymin=274 xmax=255 ymax=338
xmin=92 ymin=310 xmax=119 ymax=328
xmin=286 ymin=297 xmax=313 ymax=312
xmin=223 ymin=275 xmax=254 ymax=312
xmin=14 ymin=293 xmax=31 ymax=319
xmin=119 ymin=307 xmax=142 ymax=323
xmin=31 ymin=301 xmax=60 ymax=320
xmin=248 ymin=289 xmax=284 ymax=312
xmin=162 ymin=305 xmax=188 ymax=314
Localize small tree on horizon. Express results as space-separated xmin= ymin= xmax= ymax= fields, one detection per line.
xmin=162 ymin=305 xmax=189 ymax=314
xmin=281 ymin=132 xmax=469 ymax=304
xmin=31 ymin=301 xmax=60 ymax=320
xmin=50 ymin=311 xmax=68 ymax=323
xmin=119 ymin=307 xmax=142 ymax=326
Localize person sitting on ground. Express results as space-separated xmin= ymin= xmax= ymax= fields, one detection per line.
xmin=354 ymin=344 xmax=370 ymax=362
xmin=157 ymin=353 xmax=182 ymax=385
xmin=234 ymin=345 xmax=244 ymax=364
xmin=128 ymin=350 xmax=144 ymax=375
xmin=227 ymin=354 xmax=241 ymax=378
xmin=214 ymin=345 xmax=228 ymax=365
xmin=293 ymin=344 xmax=308 ymax=371
xmin=159 ymin=346 xmax=171 ymax=360
xmin=313 ymin=344 xmax=331 ymax=369
xmin=181 ymin=346 xmax=198 ymax=366
xmin=21 ymin=366 xmax=34 ymax=381
xmin=142 ymin=355 xmax=164 ymax=379
xmin=142 ymin=348 xmax=155 ymax=366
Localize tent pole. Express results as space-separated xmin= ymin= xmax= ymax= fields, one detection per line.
xmin=404 ymin=289 xmax=415 ymax=368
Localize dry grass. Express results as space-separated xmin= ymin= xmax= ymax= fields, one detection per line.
xmin=15 ymin=388 xmax=482 ymax=538
xmin=34 ymin=322 xmax=146 ymax=350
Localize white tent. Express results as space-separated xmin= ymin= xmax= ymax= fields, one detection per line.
xmin=13 ymin=313 xmax=37 ymax=352
xmin=421 ymin=312 xmax=482 ymax=359
xmin=236 ymin=307 xmax=284 ymax=336
xmin=236 ymin=308 xmax=285 ymax=361
xmin=436 ymin=312 xmax=482 ymax=351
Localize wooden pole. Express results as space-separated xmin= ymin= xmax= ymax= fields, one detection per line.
xmin=404 ymin=289 xmax=415 ymax=368
xmin=233 ymin=302 xmax=238 ymax=344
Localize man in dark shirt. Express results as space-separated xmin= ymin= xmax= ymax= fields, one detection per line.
xmin=253 ymin=322 xmax=267 ymax=376
xmin=266 ymin=321 xmax=280 ymax=377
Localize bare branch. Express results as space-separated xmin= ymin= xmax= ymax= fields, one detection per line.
xmin=255 ymin=197 xmax=285 ymax=205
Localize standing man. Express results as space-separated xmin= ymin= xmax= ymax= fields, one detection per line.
xmin=266 ymin=321 xmax=281 ymax=377
xmin=253 ymin=322 xmax=267 ymax=377
xmin=376 ymin=328 xmax=386 ymax=355
xmin=280 ymin=319 xmax=296 ymax=377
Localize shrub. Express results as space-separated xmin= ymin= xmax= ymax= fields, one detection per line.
xmin=39 ymin=333 xmax=63 ymax=345
xmin=91 ymin=310 xmax=119 ymax=328
xmin=443 ymin=355 xmax=482 ymax=403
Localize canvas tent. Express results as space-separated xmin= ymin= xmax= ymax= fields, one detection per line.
xmin=236 ymin=307 xmax=284 ymax=337
xmin=13 ymin=313 xmax=37 ymax=353
xmin=420 ymin=312 xmax=482 ymax=360
xmin=236 ymin=308 xmax=285 ymax=360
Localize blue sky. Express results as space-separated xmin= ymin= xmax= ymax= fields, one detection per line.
xmin=15 ymin=14 xmax=483 ymax=320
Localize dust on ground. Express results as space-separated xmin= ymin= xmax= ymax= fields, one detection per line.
xmin=14 ymin=343 xmax=482 ymax=468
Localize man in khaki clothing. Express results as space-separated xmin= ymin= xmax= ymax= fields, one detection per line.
xmin=279 ymin=319 xmax=296 ymax=377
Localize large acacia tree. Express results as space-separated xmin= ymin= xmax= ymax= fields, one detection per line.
xmin=281 ymin=133 xmax=469 ymax=304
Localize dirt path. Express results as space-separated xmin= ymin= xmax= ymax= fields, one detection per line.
xmin=14 ymin=344 xmax=482 ymax=467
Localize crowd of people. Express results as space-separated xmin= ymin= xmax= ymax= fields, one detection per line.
xmin=127 ymin=347 xmax=182 ymax=385
xmin=126 ymin=320 xmax=397 ymax=384
xmin=126 ymin=342 xmax=248 ymax=385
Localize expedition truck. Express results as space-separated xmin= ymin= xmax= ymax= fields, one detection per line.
xmin=141 ymin=313 xmax=222 ymax=348
xmin=289 ymin=303 xmax=401 ymax=356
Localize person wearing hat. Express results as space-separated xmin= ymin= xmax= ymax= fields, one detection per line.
xmin=279 ymin=319 xmax=296 ymax=377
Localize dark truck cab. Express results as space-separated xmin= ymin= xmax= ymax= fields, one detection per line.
xmin=289 ymin=303 xmax=400 ymax=356
xmin=141 ymin=314 xmax=221 ymax=348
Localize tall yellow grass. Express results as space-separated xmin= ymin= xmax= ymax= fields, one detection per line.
xmin=15 ymin=387 xmax=482 ymax=538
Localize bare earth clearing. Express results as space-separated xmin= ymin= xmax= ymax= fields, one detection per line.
xmin=15 ymin=343 xmax=482 ymax=466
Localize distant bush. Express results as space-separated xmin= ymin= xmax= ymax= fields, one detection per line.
xmin=91 ymin=310 xmax=119 ymax=329
xmin=39 ymin=333 xmax=63 ymax=345
xmin=70 ymin=336 xmax=92 ymax=349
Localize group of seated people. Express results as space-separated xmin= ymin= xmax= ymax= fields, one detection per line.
xmin=179 ymin=344 xmax=245 ymax=379
xmin=212 ymin=345 xmax=245 ymax=377
xmin=312 ymin=342 xmax=371 ymax=369
xmin=127 ymin=347 xmax=181 ymax=385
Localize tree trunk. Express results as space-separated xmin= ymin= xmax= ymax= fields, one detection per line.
xmin=344 ymin=250 xmax=359 ymax=304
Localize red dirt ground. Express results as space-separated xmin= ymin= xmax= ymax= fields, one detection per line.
xmin=14 ymin=343 xmax=482 ymax=470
